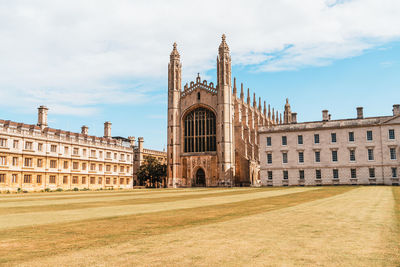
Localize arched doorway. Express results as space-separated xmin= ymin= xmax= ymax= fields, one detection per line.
xmin=193 ymin=168 xmax=206 ymax=187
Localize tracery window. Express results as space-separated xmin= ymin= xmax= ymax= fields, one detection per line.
xmin=184 ymin=108 xmax=216 ymax=153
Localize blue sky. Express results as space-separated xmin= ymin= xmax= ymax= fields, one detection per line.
xmin=0 ymin=1 xmax=399 ymax=150
xmin=230 ymin=42 xmax=400 ymax=123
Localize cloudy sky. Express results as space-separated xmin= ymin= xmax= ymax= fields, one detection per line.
xmin=0 ymin=0 xmax=400 ymax=150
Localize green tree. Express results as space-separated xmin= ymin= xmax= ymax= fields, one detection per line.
xmin=137 ymin=156 xmax=167 ymax=188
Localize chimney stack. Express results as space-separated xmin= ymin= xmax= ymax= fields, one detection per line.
xmin=357 ymin=107 xmax=364 ymax=119
xmin=137 ymin=137 xmax=144 ymax=165
xmin=322 ymin=110 xmax=329 ymax=121
xmin=81 ymin=125 xmax=88 ymax=135
xmin=128 ymin=136 xmax=136 ymax=147
xmin=138 ymin=137 xmax=144 ymax=151
xmin=37 ymin=105 xmax=49 ymax=130
xmin=104 ymin=121 xmax=112 ymax=138
xmin=393 ymin=104 xmax=400 ymax=116
xmin=291 ymin=113 xmax=297 ymax=124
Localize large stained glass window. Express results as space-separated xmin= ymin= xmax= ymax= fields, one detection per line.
xmin=184 ymin=108 xmax=216 ymax=153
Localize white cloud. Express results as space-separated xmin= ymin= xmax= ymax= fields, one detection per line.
xmin=0 ymin=0 xmax=399 ymax=114
xmin=380 ymin=61 xmax=395 ymax=68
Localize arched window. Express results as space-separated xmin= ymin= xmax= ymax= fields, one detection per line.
xmin=184 ymin=107 xmax=216 ymax=153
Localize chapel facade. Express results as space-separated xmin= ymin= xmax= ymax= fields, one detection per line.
xmin=167 ymin=35 xmax=289 ymax=187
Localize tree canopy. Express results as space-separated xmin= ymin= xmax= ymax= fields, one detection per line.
xmin=137 ymin=156 xmax=167 ymax=187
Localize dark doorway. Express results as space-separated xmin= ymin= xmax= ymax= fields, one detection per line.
xmin=194 ymin=168 xmax=206 ymax=187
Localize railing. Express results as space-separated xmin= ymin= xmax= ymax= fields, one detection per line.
xmin=143 ymin=148 xmax=167 ymax=156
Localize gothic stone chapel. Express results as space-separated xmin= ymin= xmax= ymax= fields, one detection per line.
xmin=167 ymin=35 xmax=286 ymax=187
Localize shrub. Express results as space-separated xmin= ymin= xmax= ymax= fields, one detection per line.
xmin=17 ymin=187 xmax=21 ymax=193
xmin=55 ymin=188 xmax=63 ymax=192
xmin=44 ymin=188 xmax=50 ymax=192
xmin=73 ymin=187 xmax=79 ymax=191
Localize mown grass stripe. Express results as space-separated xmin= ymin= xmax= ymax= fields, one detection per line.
xmin=0 ymin=187 xmax=318 ymax=230
xmin=0 ymin=188 xmax=282 ymax=215
xmin=0 ymin=188 xmax=214 ymax=202
xmin=0 ymin=190 xmax=143 ymax=199
xmin=0 ymin=186 xmax=353 ymax=265
xmin=0 ymin=188 xmax=261 ymax=207
xmin=76 ymin=187 xmax=393 ymax=267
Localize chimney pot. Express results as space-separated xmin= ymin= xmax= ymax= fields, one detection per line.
xmin=357 ymin=107 xmax=364 ymax=119
xmin=81 ymin=125 xmax=88 ymax=135
xmin=104 ymin=121 xmax=112 ymax=138
xmin=291 ymin=113 xmax=297 ymax=124
xmin=128 ymin=136 xmax=136 ymax=147
xmin=138 ymin=137 xmax=144 ymax=152
xmin=393 ymin=104 xmax=400 ymax=116
xmin=322 ymin=110 xmax=329 ymax=121
xmin=37 ymin=106 xmax=49 ymax=130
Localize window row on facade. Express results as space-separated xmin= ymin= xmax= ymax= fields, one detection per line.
xmin=266 ymin=167 xmax=398 ymax=180
xmin=266 ymin=129 xmax=396 ymax=147
xmin=0 ymin=156 xmax=130 ymax=173
xmin=0 ymin=173 xmax=130 ymax=185
xmin=0 ymin=138 xmax=131 ymax=161
xmin=266 ymin=147 xmax=398 ymax=164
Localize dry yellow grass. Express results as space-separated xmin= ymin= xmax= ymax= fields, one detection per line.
xmin=0 ymin=187 xmax=258 ymax=208
xmin=0 ymin=188 xmax=272 ymax=216
xmin=0 ymin=188 xmax=208 ymax=202
xmin=0 ymin=186 xmax=398 ymax=267
xmin=0 ymin=187 xmax=315 ymax=229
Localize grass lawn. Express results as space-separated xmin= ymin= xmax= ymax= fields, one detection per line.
xmin=0 ymin=186 xmax=398 ymax=266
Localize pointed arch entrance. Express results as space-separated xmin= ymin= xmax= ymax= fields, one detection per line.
xmin=193 ymin=168 xmax=206 ymax=187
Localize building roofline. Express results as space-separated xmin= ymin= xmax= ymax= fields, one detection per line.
xmin=259 ymin=115 xmax=396 ymax=134
xmin=0 ymin=118 xmax=120 ymax=144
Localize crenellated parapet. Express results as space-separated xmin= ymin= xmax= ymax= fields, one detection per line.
xmin=181 ymin=74 xmax=217 ymax=97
